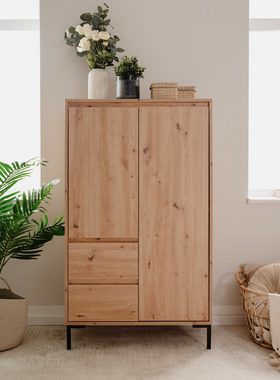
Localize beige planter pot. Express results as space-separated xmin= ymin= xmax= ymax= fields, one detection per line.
xmin=0 ymin=277 xmax=27 ymax=351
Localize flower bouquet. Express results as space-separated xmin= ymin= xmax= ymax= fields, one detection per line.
xmin=64 ymin=3 xmax=124 ymax=98
xmin=64 ymin=3 xmax=124 ymax=69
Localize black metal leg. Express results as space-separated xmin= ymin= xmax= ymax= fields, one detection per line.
xmin=66 ymin=326 xmax=71 ymax=350
xmin=206 ymin=326 xmax=211 ymax=349
xmin=192 ymin=325 xmax=212 ymax=349
xmin=66 ymin=326 xmax=85 ymax=350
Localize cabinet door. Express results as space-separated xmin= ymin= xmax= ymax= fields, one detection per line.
xmin=68 ymin=107 xmax=138 ymax=239
xmin=139 ymin=106 xmax=209 ymax=321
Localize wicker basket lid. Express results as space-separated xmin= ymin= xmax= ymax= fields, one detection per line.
xmin=248 ymin=263 xmax=280 ymax=293
xmin=150 ymin=82 xmax=178 ymax=89
xmin=240 ymin=263 xmax=265 ymax=282
xmin=178 ymin=86 xmax=196 ymax=91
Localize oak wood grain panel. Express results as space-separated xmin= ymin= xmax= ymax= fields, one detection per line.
xmin=66 ymin=99 xmax=210 ymax=108
xmin=68 ymin=238 xmax=138 ymax=243
xmin=68 ymin=285 xmax=138 ymax=321
xmin=68 ymin=107 xmax=138 ymax=239
xmin=208 ymin=102 xmax=213 ymax=323
xmin=67 ymin=321 xmax=211 ymax=326
xmin=69 ymin=243 xmax=138 ymax=284
xmin=65 ymin=102 xmax=69 ymax=324
xmin=139 ymin=106 xmax=209 ymax=321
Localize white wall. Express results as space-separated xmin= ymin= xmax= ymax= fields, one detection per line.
xmin=5 ymin=0 xmax=280 ymax=324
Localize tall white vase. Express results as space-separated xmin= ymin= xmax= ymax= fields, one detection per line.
xmin=88 ymin=68 xmax=109 ymax=99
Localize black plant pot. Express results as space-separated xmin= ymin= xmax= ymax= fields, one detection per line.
xmin=116 ymin=75 xmax=140 ymax=99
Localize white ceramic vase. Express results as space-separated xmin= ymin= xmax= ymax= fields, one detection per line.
xmin=88 ymin=68 xmax=109 ymax=99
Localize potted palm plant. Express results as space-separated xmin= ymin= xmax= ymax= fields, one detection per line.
xmin=0 ymin=159 xmax=64 ymax=351
xmin=115 ymin=56 xmax=146 ymax=99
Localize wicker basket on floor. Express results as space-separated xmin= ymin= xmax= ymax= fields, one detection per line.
xmin=235 ymin=271 xmax=272 ymax=349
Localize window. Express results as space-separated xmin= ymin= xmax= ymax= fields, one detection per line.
xmin=249 ymin=0 xmax=280 ymax=199
xmin=0 ymin=0 xmax=40 ymax=191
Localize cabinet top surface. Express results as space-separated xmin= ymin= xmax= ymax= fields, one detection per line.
xmin=66 ymin=99 xmax=211 ymax=107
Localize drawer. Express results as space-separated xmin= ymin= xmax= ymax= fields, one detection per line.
xmin=69 ymin=243 xmax=138 ymax=284
xmin=68 ymin=284 xmax=138 ymax=321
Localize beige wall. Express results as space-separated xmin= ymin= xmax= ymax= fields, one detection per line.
xmin=5 ymin=0 xmax=280 ymax=324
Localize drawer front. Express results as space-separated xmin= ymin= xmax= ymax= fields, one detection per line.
xmin=69 ymin=243 xmax=138 ymax=284
xmin=68 ymin=284 xmax=138 ymax=321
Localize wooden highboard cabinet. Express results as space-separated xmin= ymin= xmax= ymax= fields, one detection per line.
xmin=65 ymin=99 xmax=212 ymax=349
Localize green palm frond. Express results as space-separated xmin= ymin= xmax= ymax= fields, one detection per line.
xmin=0 ymin=159 xmax=46 ymax=218
xmin=0 ymin=191 xmax=19 ymax=218
xmin=0 ymin=159 xmax=41 ymax=197
xmin=0 ymin=217 xmax=35 ymax=271
xmin=0 ymin=159 xmax=64 ymax=274
xmin=11 ymin=215 xmax=64 ymax=260
xmin=0 ymin=215 xmax=64 ymax=267
xmin=12 ymin=180 xmax=60 ymax=219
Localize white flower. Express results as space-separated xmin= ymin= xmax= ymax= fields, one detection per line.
xmin=83 ymin=23 xmax=94 ymax=39
xmin=92 ymin=30 xmax=100 ymax=41
xmin=99 ymin=31 xmax=110 ymax=40
xmin=103 ymin=41 xmax=108 ymax=46
xmin=75 ymin=25 xmax=84 ymax=35
xmin=65 ymin=29 xmax=71 ymax=38
xmin=77 ymin=37 xmax=91 ymax=52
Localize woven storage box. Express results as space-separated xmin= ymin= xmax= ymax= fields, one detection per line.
xmin=150 ymin=83 xmax=178 ymax=99
xmin=235 ymin=271 xmax=272 ymax=349
xmin=177 ymin=86 xmax=196 ymax=99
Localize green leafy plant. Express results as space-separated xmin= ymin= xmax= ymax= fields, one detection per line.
xmin=0 ymin=159 xmax=64 ymax=274
xmin=115 ymin=56 xmax=146 ymax=78
xmin=64 ymin=3 xmax=124 ymax=69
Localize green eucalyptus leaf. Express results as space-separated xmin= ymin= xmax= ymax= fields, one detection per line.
xmin=68 ymin=26 xmax=75 ymax=34
xmin=80 ymin=13 xmax=92 ymax=21
xmin=92 ymin=15 xmax=99 ymax=28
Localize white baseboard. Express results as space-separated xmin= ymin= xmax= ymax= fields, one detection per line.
xmin=213 ymin=305 xmax=246 ymax=326
xmin=28 ymin=305 xmax=64 ymax=325
xmin=28 ymin=305 xmax=246 ymax=326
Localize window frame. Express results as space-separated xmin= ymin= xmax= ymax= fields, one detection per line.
xmin=0 ymin=19 xmax=39 ymax=31
xmin=248 ymin=16 xmax=280 ymax=203
xmin=0 ymin=13 xmax=40 ymax=190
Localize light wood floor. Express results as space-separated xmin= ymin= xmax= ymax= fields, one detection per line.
xmin=0 ymin=326 xmax=279 ymax=380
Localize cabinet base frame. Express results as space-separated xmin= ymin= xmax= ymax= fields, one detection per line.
xmin=66 ymin=324 xmax=212 ymax=350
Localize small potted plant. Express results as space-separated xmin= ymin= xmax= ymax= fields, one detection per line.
xmin=115 ymin=56 xmax=146 ymax=99
xmin=0 ymin=159 xmax=64 ymax=351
